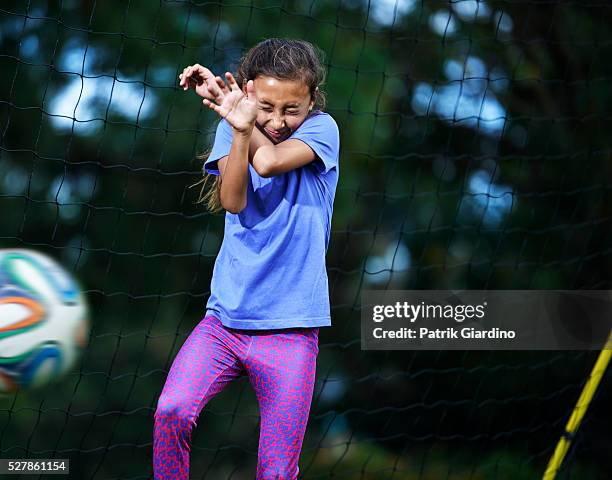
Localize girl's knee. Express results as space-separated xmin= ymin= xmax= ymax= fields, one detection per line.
xmin=154 ymin=396 xmax=194 ymax=427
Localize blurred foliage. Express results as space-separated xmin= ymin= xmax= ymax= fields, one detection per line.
xmin=1 ymin=0 xmax=611 ymax=478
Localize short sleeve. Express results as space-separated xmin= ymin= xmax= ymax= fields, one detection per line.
xmin=289 ymin=112 xmax=340 ymax=175
xmin=204 ymin=119 xmax=233 ymax=176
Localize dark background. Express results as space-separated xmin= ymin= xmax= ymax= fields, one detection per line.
xmin=1 ymin=1 xmax=611 ymax=478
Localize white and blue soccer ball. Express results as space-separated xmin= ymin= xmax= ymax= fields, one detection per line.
xmin=0 ymin=249 xmax=89 ymax=394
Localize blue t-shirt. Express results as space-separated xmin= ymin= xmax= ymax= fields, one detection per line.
xmin=203 ymin=111 xmax=340 ymax=330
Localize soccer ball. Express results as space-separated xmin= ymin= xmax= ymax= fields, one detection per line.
xmin=0 ymin=249 xmax=89 ymax=394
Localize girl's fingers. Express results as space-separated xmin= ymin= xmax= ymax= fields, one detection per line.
xmin=188 ymin=68 xmax=194 ymax=88
xmin=186 ymin=67 xmax=196 ymax=88
xmin=245 ymin=79 xmax=256 ymax=101
xmin=179 ymin=64 xmax=227 ymax=95
xmin=180 ymin=67 xmax=191 ymax=89
xmin=212 ymin=77 xmax=224 ymax=96
xmin=179 ymin=67 xmax=188 ymax=87
xmin=215 ymin=76 xmax=229 ymax=93
xmin=200 ymin=66 xmax=216 ymax=82
xmin=207 ymin=78 xmax=223 ymax=98
xmin=202 ymin=98 xmax=218 ymax=112
xmin=203 ymin=98 xmax=224 ymax=116
xmin=226 ymin=72 xmax=239 ymax=91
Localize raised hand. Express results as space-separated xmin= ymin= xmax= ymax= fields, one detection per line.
xmin=202 ymin=72 xmax=257 ymax=134
xmin=178 ymin=64 xmax=230 ymax=105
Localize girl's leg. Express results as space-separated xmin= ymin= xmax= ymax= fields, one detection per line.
xmin=245 ymin=327 xmax=319 ymax=480
xmin=153 ymin=315 xmax=246 ymax=480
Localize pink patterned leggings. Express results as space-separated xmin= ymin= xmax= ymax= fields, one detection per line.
xmin=153 ymin=315 xmax=319 ymax=479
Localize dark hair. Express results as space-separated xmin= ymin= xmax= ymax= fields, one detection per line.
xmin=196 ymin=38 xmax=327 ymax=213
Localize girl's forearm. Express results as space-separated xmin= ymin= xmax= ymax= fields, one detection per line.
xmin=251 ymin=145 xmax=278 ymax=178
xmin=249 ymin=126 xmax=277 ymax=176
xmin=249 ymin=125 xmax=273 ymax=161
xmin=219 ymin=127 xmax=252 ymax=213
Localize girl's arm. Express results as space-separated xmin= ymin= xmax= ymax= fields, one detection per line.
xmin=218 ymin=125 xmax=296 ymax=212
xmin=180 ymin=66 xmax=317 ymax=180
xmin=250 ymin=139 xmax=317 ymax=178
xmin=247 ymin=124 xmax=317 ymax=178
xmin=217 ymin=128 xmax=252 ymax=213
xmin=178 ymin=65 xmax=282 ymax=176
xmin=252 ymin=114 xmax=339 ymax=177
xmin=202 ymin=74 xmax=258 ymax=214
xmin=178 ymin=65 xmax=271 ymax=159
xmin=249 ymin=125 xmax=273 ymax=162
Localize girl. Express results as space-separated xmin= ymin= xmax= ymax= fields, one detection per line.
xmin=153 ymin=39 xmax=340 ymax=480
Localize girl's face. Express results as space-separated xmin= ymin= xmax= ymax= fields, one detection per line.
xmin=250 ymin=75 xmax=314 ymax=144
